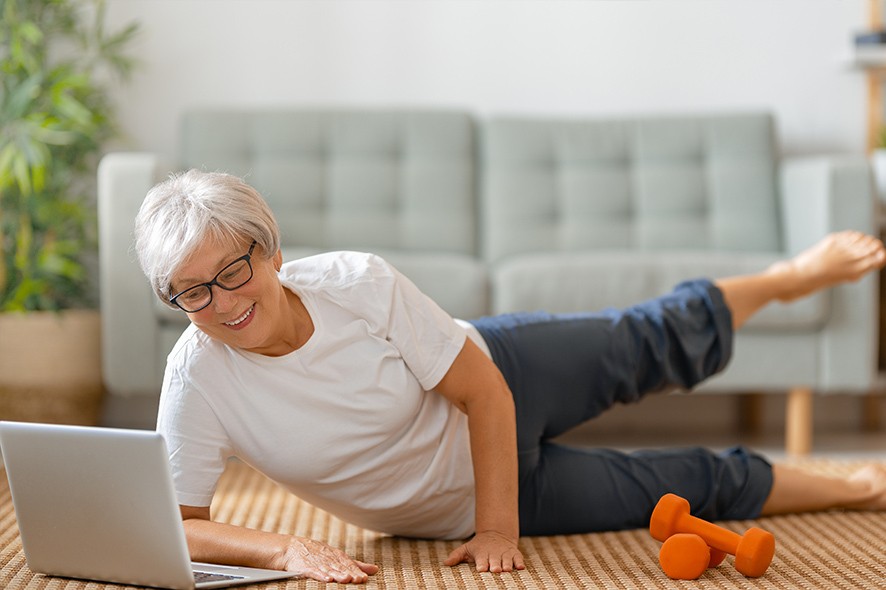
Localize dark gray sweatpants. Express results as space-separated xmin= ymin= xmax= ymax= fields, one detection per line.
xmin=469 ymin=279 xmax=773 ymax=536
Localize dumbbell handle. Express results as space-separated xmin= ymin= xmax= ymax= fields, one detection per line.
xmin=676 ymin=512 xmax=741 ymax=554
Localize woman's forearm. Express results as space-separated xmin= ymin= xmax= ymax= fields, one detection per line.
xmin=183 ymin=518 xmax=291 ymax=570
xmin=183 ymin=518 xmax=378 ymax=583
xmin=466 ymin=373 xmax=520 ymax=540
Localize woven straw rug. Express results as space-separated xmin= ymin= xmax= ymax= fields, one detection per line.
xmin=1 ymin=459 xmax=884 ymax=589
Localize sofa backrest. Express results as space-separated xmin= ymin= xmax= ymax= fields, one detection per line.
xmin=481 ymin=112 xmax=781 ymax=262
xmin=179 ymin=109 xmax=477 ymax=256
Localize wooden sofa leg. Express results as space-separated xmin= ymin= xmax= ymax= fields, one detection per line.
xmin=785 ymin=387 xmax=813 ymax=456
xmin=862 ymin=391 xmax=882 ymax=432
xmin=737 ymin=392 xmax=764 ymax=435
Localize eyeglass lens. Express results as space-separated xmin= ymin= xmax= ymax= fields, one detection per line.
xmin=175 ymin=258 xmax=252 ymax=312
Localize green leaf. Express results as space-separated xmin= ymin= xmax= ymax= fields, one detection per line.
xmin=52 ymin=92 xmax=94 ymax=128
xmin=0 ymin=143 xmax=18 ymax=190
xmin=11 ymin=152 xmax=31 ymax=194
xmin=38 ymin=252 xmax=83 ymax=281
xmin=3 ymin=73 xmax=42 ymax=120
xmin=18 ymin=21 xmax=43 ymax=45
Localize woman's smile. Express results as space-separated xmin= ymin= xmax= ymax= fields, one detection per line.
xmin=224 ymin=304 xmax=255 ymax=330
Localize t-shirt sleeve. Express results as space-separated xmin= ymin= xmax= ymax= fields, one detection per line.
xmin=365 ymin=255 xmax=467 ymax=391
xmin=156 ymin=355 xmax=234 ymax=508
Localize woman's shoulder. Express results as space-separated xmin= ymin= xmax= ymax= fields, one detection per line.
xmin=279 ymin=251 xmax=395 ymax=290
xmin=165 ymin=323 xmax=227 ymax=375
xmin=161 ymin=324 xmax=247 ymax=413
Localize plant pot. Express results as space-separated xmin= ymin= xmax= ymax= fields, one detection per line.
xmin=0 ymin=310 xmax=103 ymax=425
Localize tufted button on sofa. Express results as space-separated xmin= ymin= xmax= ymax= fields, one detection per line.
xmin=99 ymin=109 xmax=879 ymax=454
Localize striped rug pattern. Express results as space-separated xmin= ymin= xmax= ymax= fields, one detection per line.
xmin=1 ymin=459 xmax=884 ymax=589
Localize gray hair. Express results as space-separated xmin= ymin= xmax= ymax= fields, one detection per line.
xmin=134 ymin=169 xmax=281 ymax=307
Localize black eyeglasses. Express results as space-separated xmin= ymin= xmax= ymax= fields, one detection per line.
xmin=169 ymin=241 xmax=257 ymax=313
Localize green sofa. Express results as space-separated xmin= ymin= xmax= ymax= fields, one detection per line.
xmin=98 ymin=109 xmax=879 ymax=453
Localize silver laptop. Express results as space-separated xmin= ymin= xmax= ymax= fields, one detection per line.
xmin=0 ymin=421 xmax=296 ymax=589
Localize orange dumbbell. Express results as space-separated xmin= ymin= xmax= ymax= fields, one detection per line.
xmin=658 ymin=533 xmax=712 ymax=579
xmin=657 ymin=533 xmax=727 ymax=580
xmin=650 ymin=493 xmax=775 ymax=578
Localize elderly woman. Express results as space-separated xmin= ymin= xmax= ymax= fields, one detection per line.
xmin=134 ymin=169 xmax=886 ymax=584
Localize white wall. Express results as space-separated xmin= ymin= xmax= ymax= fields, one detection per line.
xmin=104 ymin=0 xmax=869 ymax=159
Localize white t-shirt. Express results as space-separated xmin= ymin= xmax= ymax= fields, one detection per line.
xmin=156 ymin=251 xmax=486 ymax=539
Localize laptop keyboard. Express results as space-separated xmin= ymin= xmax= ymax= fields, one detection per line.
xmin=193 ymin=570 xmax=247 ymax=583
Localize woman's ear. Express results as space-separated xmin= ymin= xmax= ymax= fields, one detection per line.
xmin=274 ymin=249 xmax=283 ymax=272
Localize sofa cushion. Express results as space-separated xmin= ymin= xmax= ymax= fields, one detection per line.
xmin=492 ymin=251 xmax=829 ymax=330
xmin=180 ymin=110 xmax=477 ymax=256
xmin=482 ymin=113 xmax=780 ymax=263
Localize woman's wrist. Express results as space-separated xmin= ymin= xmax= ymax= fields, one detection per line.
xmin=265 ymin=533 xmax=303 ymax=571
xmin=475 ymin=527 xmax=519 ymax=543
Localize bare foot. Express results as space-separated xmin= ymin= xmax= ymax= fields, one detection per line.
xmin=844 ymin=465 xmax=886 ymax=511
xmin=767 ymin=231 xmax=886 ymax=302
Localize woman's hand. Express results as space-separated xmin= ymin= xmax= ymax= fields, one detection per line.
xmin=277 ymin=536 xmax=379 ymax=584
xmin=444 ymin=530 xmax=525 ymax=573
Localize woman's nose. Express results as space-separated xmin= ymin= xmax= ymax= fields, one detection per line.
xmin=210 ymin=286 xmax=239 ymax=314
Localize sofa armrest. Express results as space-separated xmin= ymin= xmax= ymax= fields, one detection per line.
xmin=98 ymin=153 xmax=162 ymax=396
xmin=779 ymin=155 xmax=876 ymax=252
xmin=779 ymin=155 xmax=879 ymax=389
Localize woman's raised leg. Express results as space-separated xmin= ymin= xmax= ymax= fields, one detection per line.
xmin=717 ymin=231 xmax=886 ymax=330
xmin=708 ymin=231 xmax=886 ymax=517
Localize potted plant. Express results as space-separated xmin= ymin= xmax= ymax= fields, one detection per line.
xmin=0 ymin=0 xmax=138 ymax=424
